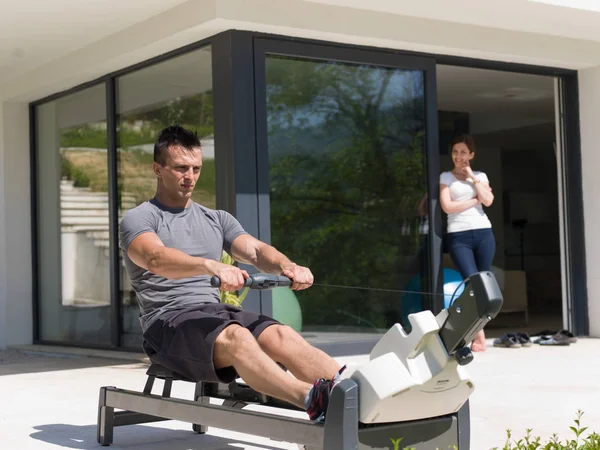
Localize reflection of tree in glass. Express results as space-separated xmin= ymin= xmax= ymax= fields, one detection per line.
xmin=266 ymin=57 xmax=428 ymax=330
xmin=123 ymin=91 xmax=214 ymax=140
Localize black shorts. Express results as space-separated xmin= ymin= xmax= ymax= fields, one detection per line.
xmin=142 ymin=303 xmax=280 ymax=383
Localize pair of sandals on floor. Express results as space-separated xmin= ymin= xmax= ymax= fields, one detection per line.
xmin=532 ymin=329 xmax=577 ymax=346
xmin=493 ymin=332 xmax=532 ymax=348
xmin=494 ymin=329 xmax=577 ymax=348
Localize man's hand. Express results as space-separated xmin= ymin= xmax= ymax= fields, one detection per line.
xmin=281 ymin=264 xmax=314 ymax=291
xmin=207 ymin=260 xmax=249 ymax=291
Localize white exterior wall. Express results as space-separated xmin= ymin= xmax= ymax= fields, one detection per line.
xmin=0 ymin=102 xmax=33 ymax=347
xmin=1 ymin=0 xmax=600 ymax=346
xmin=578 ymin=66 xmax=600 ymax=337
xmin=0 ymin=104 xmax=6 ymax=348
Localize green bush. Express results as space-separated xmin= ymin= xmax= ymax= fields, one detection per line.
xmin=60 ymin=126 xmax=107 ymax=149
xmin=400 ymin=412 xmax=598 ymax=450
xmin=60 ymin=154 xmax=90 ymax=187
xmin=60 ymin=123 xmax=215 ymax=150
xmin=72 ymin=167 xmax=91 ymax=187
xmin=493 ymin=411 xmax=600 ymax=450
xmin=61 ymin=154 xmax=74 ymax=178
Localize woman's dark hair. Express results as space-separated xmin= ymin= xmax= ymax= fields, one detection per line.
xmin=450 ymin=134 xmax=476 ymax=154
xmin=154 ymin=125 xmax=201 ymax=166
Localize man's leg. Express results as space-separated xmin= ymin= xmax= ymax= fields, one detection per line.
xmin=213 ymin=324 xmax=312 ymax=408
xmin=257 ymin=324 xmax=342 ymax=384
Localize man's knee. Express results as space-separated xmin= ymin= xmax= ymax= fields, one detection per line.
xmin=214 ymin=324 xmax=257 ymax=368
xmin=259 ymin=324 xmax=305 ymax=354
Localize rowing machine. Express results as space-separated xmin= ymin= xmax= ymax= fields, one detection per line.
xmin=97 ymin=271 xmax=502 ymax=449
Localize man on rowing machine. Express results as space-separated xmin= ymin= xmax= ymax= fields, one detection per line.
xmin=119 ymin=125 xmax=345 ymax=421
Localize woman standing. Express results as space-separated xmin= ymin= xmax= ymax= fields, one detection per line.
xmin=440 ymin=134 xmax=495 ymax=352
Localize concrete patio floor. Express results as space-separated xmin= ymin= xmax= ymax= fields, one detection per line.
xmin=1 ymin=336 xmax=599 ymax=450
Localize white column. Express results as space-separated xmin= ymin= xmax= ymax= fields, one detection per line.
xmin=36 ymin=102 xmax=62 ymax=341
xmin=0 ymin=103 xmax=7 ymax=348
xmin=0 ymin=102 xmax=33 ymax=348
xmin=578 ymin=65 xmax=600 ymax=338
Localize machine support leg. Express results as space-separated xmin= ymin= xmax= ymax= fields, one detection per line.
xmin=457 ymin=399 xmax=471 ymax=450
xmin=97 ymin=387 xmax=115 ymax=446
xmin=323 ymin=379 xmax=359 ymax=450
xmin=192 ymin=381 xmax=210 ymax=434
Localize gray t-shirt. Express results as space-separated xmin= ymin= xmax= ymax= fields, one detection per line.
xmin=119 ymin=198 xmax=247 ymax=331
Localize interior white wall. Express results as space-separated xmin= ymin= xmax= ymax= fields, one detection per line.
xmin=475 ymin=123 xmax=563 ymax=316
xmin=470 ymin=114 xmax=553 ymax=136
xmin=0 ymin=102 xmax=32 ymax=348
xmin=579 ymin=65 xmax=600 ymax=338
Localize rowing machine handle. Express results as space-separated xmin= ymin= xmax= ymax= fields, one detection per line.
xmin=210 ymin=273 xmax=292 ymax=290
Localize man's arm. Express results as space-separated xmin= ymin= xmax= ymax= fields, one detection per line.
xmin=127 ymin=232 xmax=249 ymax=291
xmin=229 ymin=234 xmax=313 ymax=290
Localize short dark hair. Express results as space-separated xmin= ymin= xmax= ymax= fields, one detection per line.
xmin=154 ymin=125 xmax=201 ymax=166
xmin=450 ymin=134 xmax=476 ymax=153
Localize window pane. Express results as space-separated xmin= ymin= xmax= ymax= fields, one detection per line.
xmin=36 ymin=84 xmax=111 ymax=344
xmin=117 ymin=46 xmax=215 ymax=349
xmin=266 ymin=56 xmax=428 ymax=339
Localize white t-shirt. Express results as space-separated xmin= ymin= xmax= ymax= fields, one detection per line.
xmin=439 ymin=171 xmax=492 ymax=233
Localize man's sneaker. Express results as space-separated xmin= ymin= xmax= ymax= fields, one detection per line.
xmin=306 ymin=378 xmax=330 ymax=421
xmin=306 ymin=365 xmax=347 ymax=421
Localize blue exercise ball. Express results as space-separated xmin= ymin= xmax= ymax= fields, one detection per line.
xmin=442 ymin=268 xmax=466 ymax=308
xmin=400 ymin=268 xmax=465 ymax=329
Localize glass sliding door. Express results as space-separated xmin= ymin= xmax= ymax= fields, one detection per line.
xmin=116 ymin=46 xmax=215 ymax=349
xmin=254 ymin=40 xmax=438 ymax=348
xmin=35 ymin=84 xmax=112 ymax=345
